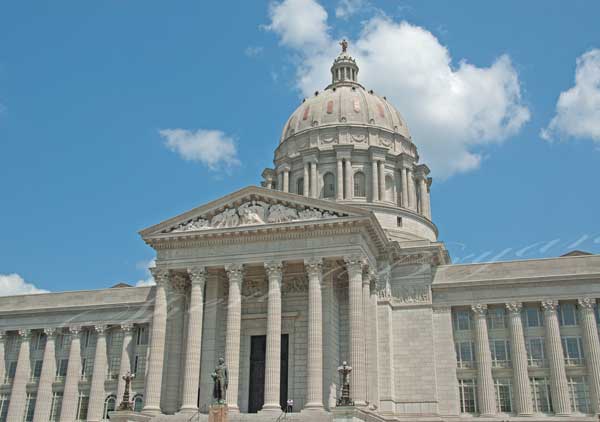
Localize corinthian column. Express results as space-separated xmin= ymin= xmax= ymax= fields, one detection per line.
xmin=401 ymin=167 xmax=408 ymax=208
xmin=88 ymin=325 xmax=108 ymax=421
xmin=33 ymin=328 xmax=58 ymax=422
xmin=344 ymin=159 xmax=353 ymax=200
xmin=224 ymin=263 xmax=244 ymax=412
xmin=303 ymin=163 xmax=310 ymax=197
xmin=542 ymin=300 xmax=571 ymax=415
xmin=345 ymin=256 xmax=366 ymax=405
xmin=310 ymin=162 xmax=318 ymax=198
xmin=180 ymin=267 xmax=207 ymax=413
xmin=407 ymin=168 xmax=417 ymax=211
xmin=371 ymin=161 xmax=379 ymax=202
xmin=366 ymin=269 xmax=380 ymax=408
xmin=337 ymin=158 xmax=344 ymax=200
xmin=505 ymin=302 xmax=533 ymax=415
xmin=304 ymin=258 xmax=324 ymax=410
xmin=6 ymin=329 xmax=32 ymax=422
xmin=283 ymin=169 xmax=290 ymax=193
xmin=60 ymin=327 xmax=82 ymax=422
xmin=378 ymin=161 xmax=385 ymax=201
xmin=578 ymin=297 xmax=600 ymax=414
xmin=263 ymin=261 xmax=283 ymax=411
xmin=471 ymin=304 xmax=496 ymax=417
xmin=143 ymin=268 xmax=169 ymax=415
xmin=116 ymin=324 xmax=134 ymax=403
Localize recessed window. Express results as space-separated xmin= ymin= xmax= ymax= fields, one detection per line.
xmin=396 ymin=216 xmax=403 ymax=227
xmin=458 ymin=379 xmax=477 ymax=413
xmin=323 ymin=173 xmax=335 ymax=198
xmin=558 ymin=303 xmax=578 ymax=326
xmin=297 ymin=178 xmax=304 ymax=196
xmin=353 ymin=172 xmax=366 ymax=197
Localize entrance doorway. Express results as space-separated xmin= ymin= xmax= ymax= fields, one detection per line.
xmin=248 ymin=334 xmax=289 ymax=413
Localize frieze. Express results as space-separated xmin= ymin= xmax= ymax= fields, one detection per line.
xmin=393 ymin=284 xmax=431 ymax=304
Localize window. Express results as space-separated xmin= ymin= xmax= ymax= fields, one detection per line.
xmin=49 ymin=392 xmax=63 ymax=421
xmin=530 ymin=377 xmax=553 ymax=413
xmin=494 ymin=379 xmax=513 ymax=413
xmin=562 ymin=336 xmax=584 ymax=366
xmin=525 ymin=337 xmax=546 ymax=367
xmin=108 ymin=356 xmax=121 ymax=380
xmin=453 ymin=310 xmax=471 ymax=331
xmin=0 ymin=394 xmax=9 ymax=422
xmin=24 ymin=393 xmax=36 ymax=422
xmin=136 ymin=326 xmax=148 ymax=346
xmin=490 ymin=340 xmax=511 ymax=368
xmin=296 ymin=178 xmax=304 ymax=196
xmin=56 ymin=359 xmax=68 ymax=381
xmin=568 ymin=376 xmax=590 ymax=414
xmin=133 ymin=395 xmax=144 ymax=412
xmin=5 ymin=361 xmax=16 ymax=384
xmin=33 ymin=332 xmax=46 ymax=351
xmin=133 ymin=354 xmax=146 ymax=378
xmin=455 ymin=341 xmax=475 ymax=368
xmin=558 ymin=303 xmax=578 ymax=326
xmin=103 ymin=395 xmax=116 ymax=420
xmin=458 ymin=379 xmax=477 ymax=413
xmin=30 ymin=359 xmax=43 ymax=381
xmin=56 ymin=333 xmax=70 ymax=351
xmin=487 ymin=308 xmax=506 ymax=329
xmin=81 ymin=357 xmax=94 ymax=380
xmin=323 ymin=173 xmax=335 ymax=198
xmin=353 ymin=172 xmax=366 ymax=197
xmin=76 ymin=394 xmax=89 ymax=420
xmin=385 ymin=175 xmax=394 ymax=202
xmin=396 ymin=216 xmax=402 ymax=227
xmin=523 ymin=306 xmax=543 ymax=327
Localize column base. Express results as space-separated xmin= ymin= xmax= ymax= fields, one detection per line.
xmin=178 ymin=405 xmax=199 ymax=414
xmin=261 ymin=403 xmax=282 ymax=412
xmin=304 ymin=402 xmax=325 ymax=410
xmin=141 ymin=406 xmax=162 ymax=416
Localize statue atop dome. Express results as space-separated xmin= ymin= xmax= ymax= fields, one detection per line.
xmin=340 ymin=39 xmax=348 ymax=53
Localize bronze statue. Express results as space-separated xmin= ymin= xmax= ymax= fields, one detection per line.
xmin=118 ymin=372 xmax=135 ymax=411
xmin=340 ymin=39 xmax=348 ymax=53
xmin=337 ymin=361 xmax=354 ymax=407
xmin=211 ymin=357 xmax=228 ymax=404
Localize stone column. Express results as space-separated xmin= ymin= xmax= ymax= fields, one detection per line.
xmin=378 ymin=161 xmax=385 ymax=201
xmin=6 ymin=329 xmax=32 ymax=422
xmin=60 ymin=327 xmax=82 ymax=422
xmin=401 ymin=167 xmax=408 ymax=208
xmin=407 ymin=168 xmax=417 ymax=211
xmin=305 ymin=258 xmax=324 ymax=410
xmin=366 ymin=269 xmax=380 ymax=408
xmin=542 ymin=300 xmax=571 ymax=415
xmin=345 ymin=256 xmax=366 ymax=405
xmin=0 ymin=331 xmax=5 ymax=388
xmin=506 ymin=302 xmax=534 ymax=416
xmin=471 ymin=304 xmax=496 ymax=417
xmin=344 ymin=159 xmax=353 ymax=200
xmin=224 ymin=263 xmax=244 ymax=412
xmin=310 ymin=162 xmax=318 ymax=198
xmin=337 ymin=158 xmax=344 ymax=200
xmin=371 ymin=161 xmax=379 ymax=202
xmin=263 ymin=261 xmax=283 ymax=411
xmin=277 ymin=172 xmax=283 ymax=192
xmin=283 ymin=169 xmax=290 ymax=193
xmin=180 ymin=268 xmax=207 ymax=413
xmin=32 ymin=328 xmax=58 ymax=422
xmin=142 ymin=268 xmax=169 ymax=415
xmin=578 ymin=297 xmax=600 ymax=414
xmin=116 ymin=324 xmax=134 ymax=403
xmin=88 ymin=325 xmax=108 ymax=421
xmin=303 ymin=163 xmax=310 ymax=197
xmin=417 ymin=177 xmax=427 ymax=217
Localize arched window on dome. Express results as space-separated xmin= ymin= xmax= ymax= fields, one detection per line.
xmin=354 ymin=172 xmax=366 ymax=198
xmin=103 ymin=395 xmax=116 ymax=420
xmin=385 ymin=175 xmax=395 ymax=202
xmin=132 ymin=394 xmax=144 ymax=412
xmin=297 ymin=178 xmax=304 ymax=196
xmin=323 ymin=173 xmax=335 ymax=198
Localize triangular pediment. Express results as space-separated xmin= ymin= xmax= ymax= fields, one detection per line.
xmin=140 ymin=185 xmax=374 ymax=239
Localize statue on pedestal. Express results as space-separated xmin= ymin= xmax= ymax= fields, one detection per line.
xmin=211 ymin=357 xmax=229 ymax=404
xmin=336 ymin=361 xmax=354 ymax=407
xmin=118 ymin=372 xmax=135 ymax=411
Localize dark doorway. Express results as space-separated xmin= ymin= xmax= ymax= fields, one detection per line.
xmin=248 ymin=334 xmax=289 ymax=413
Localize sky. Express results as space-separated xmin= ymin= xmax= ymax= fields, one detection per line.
xmin=1 ymin=0 xmax=599 ymax=295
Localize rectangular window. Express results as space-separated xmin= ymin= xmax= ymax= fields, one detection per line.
xmin=0 ymin=394 xmax=9 ymax=422
xmin=76 ymin=395 xmax=89 ymax=420
xmin=455 ymin=341 xmax=475 ymax=368
xmin=453 ymin=310 xmax=471 ymax=331
xmin=525 ymin=337 xmax=546 ymax=367
xmin=136 ymin=326 xmax=148 ymax=346
xmin=81 ymin=357 xmax=94 ymax=380
xmin=24 ymin=393 xmax=36 ymax=422
xmin=108 ymin=355 xmax=121 ymax=380
xmin=30 ymin=359 xmax=43 ymax=381
xmin=458 ymin=379 xmax=477 ymax=413
xmin=56 ymin=359 xmax=68 ymax=380
xmin=568 ymin=376 xmax=590 ymax=414
xmin=558 ymin=303 xmax=578 ymax=326
xmin=33 ymin=332 xmax=46 ymax=351
xmin=523 ymin=306 xmax=543 ymax=327
xmin=487 ymin=308 xmax=506 ymax=330
xmin=49 ymin=392 xmax=63 ymax=421
xmin=562 ymin=336 xmax=584 ymax=366
xmin=490 ymin=339 xmax=511 ymax=368
xmin=133 ymin=354 xmax=146 ymax=378
xmin=530 ymin=377 xmax=553 ymax=413
xmin=494 ymin=379 xmax=513 ymax=413
xmin=5 ymin=361 xmax=17 ymax=384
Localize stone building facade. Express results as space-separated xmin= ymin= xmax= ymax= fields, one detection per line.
xmin=1 ymin=47 xmax=599 ymax=422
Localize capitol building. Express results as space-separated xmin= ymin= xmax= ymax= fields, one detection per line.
xmin=1 ymin=46 xmax=600 ymax=422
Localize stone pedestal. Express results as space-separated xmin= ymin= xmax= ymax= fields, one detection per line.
xmin=209 ymin=404 xmax=228 ymax=422
xmin=107 ymin=410 xmax=152 ymax=422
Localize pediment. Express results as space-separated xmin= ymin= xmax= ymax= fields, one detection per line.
xmin=140 ymin=186 xmax=372 ymax=239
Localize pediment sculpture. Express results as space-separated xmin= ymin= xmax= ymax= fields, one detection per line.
xmin=165 ymin=200 xmax=345 ymax=233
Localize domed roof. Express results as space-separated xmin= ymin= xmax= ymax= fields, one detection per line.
xmin=280 ymin=41 xmax=411 ymax=144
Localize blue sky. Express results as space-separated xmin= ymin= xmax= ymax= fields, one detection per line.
xmin=1 ymin=0 xmax=599 ymax=294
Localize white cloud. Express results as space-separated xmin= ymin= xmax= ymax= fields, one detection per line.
xmin=135 ymin=259 xmax=156 ymax=287
xmin=266 ymin=2 xmax=530 ymax=178
xmin=0 ymin=273 xmax=49 ymax=296
xmin=160 ymin=128 xmax=240 ymax=171
xmin=335 ymin=0 xmax=366 ymax=19
xmin=264 ymin=0 xmax=329 ymax=51
xmin=541 ymin=49 xmax=600 ymax=144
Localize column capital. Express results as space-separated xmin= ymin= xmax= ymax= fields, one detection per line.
xmin=93 ymin=324 xmax=108 ymax=335
xmin=0 ymin=330 xmax=5 ymax=341
xmin=187 ymin=267 xmax=207 ymax=287
xmin=471 ymin=303 xmax=488 ymax=317
xmin=541 ymin=299 xmax=558 ymax=314
xmin=120 ymin=323 xmax=135 ymax=333
xmin=68 ymin=325 xmax=82 ymax=336
xmin=150 ymin=267 xmax=169 ymax=285
xmin=344 ymin=254 xmax=367 ymax=272
xmin=43 ymin=327 xmax=59 ymax=337
xmin=505 ymin=302 xmax=523 ymax=314
xmin=17 ymin=328 xmax=32 ymax=339
xmin=304 ymin=257 xmax=323 ymax=277
xmin=577 ymin=297 xmax=596 ymax=311
xmin=225 ymin=263 xmax=244 ymax=283
xmin=264 ymin=260 xmax=283 ymax=278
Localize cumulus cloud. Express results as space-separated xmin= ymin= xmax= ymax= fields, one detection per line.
xmin=541 ymin=49 xmax=600 ymax=144
xmin=160 ymin=128 xmax=240 ymax=171
xmin=0 ymin=273 xmax=49 ymax=296
xmin=335 ymin=0 xmax=366 ymax=19
xmin=265 ymin=1 xmax=530 ymax=178
xmin=135 ymin=259 xmax=156 ymax=287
